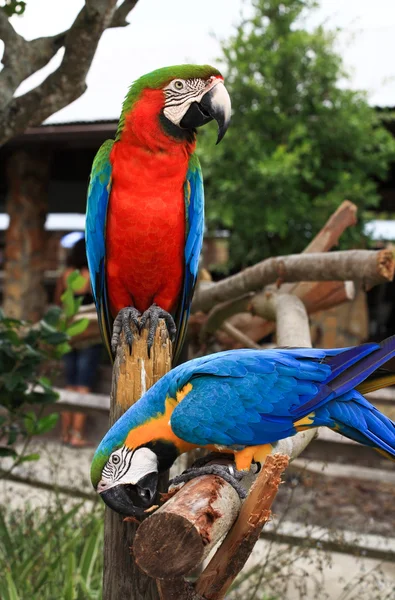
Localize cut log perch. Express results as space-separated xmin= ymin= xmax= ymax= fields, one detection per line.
xmin=192 ymin=249 xmax=394 ymax=314
xmin=103 ymin=322 xmax=172 ymax=600
xmin=134 ymin=474 xmax=242 ymax=579
xmin=195 ymin=455 xmax=289 ymax=600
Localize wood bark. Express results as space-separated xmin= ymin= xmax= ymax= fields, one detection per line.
xmin=3 ymin=150 xmax=49 ymax=320
xmin=201 ymin=280 xmax=354 ymax=345
xmin=195 ymin=455 xmax=289 ymax=600
xmin=199 ymin=201 xmax=358 ymax=344
xmin=192 ymin=249 xmax=394 ymax=314
xmin=103 ymin=322 xmax=171 ymax=600
xmin=134 ymin=474 xmax=241 ymax=579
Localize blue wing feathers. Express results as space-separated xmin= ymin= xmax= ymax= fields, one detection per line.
xmin=96 ymin=344 xmax=395 ymax=461
xmin=85 ymin=140 xmax=113 ymax=358
xmin=169 ymin=346 xmax=395 ymax=456
xmin=173 ymin=154 xmax=204 ymax=364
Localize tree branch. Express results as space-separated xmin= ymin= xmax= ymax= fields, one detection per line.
xmin=0 ymin=0 xmax=140 ymax=146
xmin=192 ymin=249 xmax=394 ymax=314
xmin=110 ymin=0 xmax=139 ymax=27
xmin=220 ymin=322 xmax=261 ymax=349
xmin=0 ymin=9 xmax=67 ymax=111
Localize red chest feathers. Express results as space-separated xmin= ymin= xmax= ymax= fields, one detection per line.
xmin=105 ymin=89 xmax=195 ymax=315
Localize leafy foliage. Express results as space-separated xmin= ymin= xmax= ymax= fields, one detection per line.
xmin=0 ymin=0 xmax=26 ymax=16
xmin=199 ymin=0 xmax=395 ymax=269
xmin=0 ymin=502 xmax=103 ymax=600
xmin=0 ymin=271 xmax=89 ymax=473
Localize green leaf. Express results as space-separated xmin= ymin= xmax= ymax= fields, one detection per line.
xmin=25 ymin=390 xmax=59 ymax=405
xmin=24 ymin=411 xmax=37 ymax=435
xmin=79 ymin=521 xmax=103 ymax=587
xmin=3 ymin=373 xmax=25 ymax=392
xmin=38 ymin=376 xmax=52 ymax=388
xmin=0 ymin=509 xmax=14 ymax=559
xmin=0 ymin=447 xmax=17 ymax=458
xmin=0 ymin=330 xmax=21 ymax=345
xmin=43 ymin=306 xmax=62 ymax=327
xmin=35 ymin=413 xmax=59 ymax=435
xmin=20 ymin=452 xmax=40 ymax=463
xmin=63 ymin=551 xmax=76 ymax=600
xmin=66 ymin=318 xmax=89 ymax=337
xmin=54 ymin=341 xmax=72 ymax=358
xmin=5 ymin=570 xmax=20 ymax=600
xmin=61 ymin=288 xmax=76 ymax=318
xmin=69 ymin=274 xmax=86 ymax=293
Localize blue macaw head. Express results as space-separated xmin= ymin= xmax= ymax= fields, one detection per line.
xmin=90 ymin=376 xmax=182 ymax=517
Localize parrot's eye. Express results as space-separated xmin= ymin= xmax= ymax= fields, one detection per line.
xmin=111 ymin=454 xmax=121 ymax=465
xmin=174 ymin=80 xmax=184 ymax=90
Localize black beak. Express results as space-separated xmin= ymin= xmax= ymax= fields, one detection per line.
xmin=180 ymin=81 xmax=231 ymax=144
xmin=100 ymin=472 xmax=158 ymax=517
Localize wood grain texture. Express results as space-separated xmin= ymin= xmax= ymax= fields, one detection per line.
xmin=103 ymin=321 xmax=172 ymax=600
xmin=195 ymin=455 xmax=289 ymax=600
xmin=134 ymin=474 xmax=241 ymax=579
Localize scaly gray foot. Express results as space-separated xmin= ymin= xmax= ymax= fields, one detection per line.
xmin=169 ymin=463 xmax=247 ymax=499
xmin=111 ymin=307 xmax=141 ymax=354
xmin=139 ymin=303 xmax=176 ymax=356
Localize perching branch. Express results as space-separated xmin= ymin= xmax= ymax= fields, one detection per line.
xmin=192 ymin=249 xmax=394 ymax=314
xmin=200 ymin=280 xmax=355 ymax=342
xmin=0 ymin=0 xmax=140 ymax=146
xmin=196 ymin=201 xmax=360 ymax=343
xmin=195 ymin=454 xmax=289 ymax=600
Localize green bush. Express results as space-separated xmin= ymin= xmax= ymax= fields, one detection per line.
xmin=0 ymin=271 xmax=89 ymax=474
xmin=200 ymin=0 xmax=395 ymax=270
xmin=0 ymin=501 xmax=104 ymax=600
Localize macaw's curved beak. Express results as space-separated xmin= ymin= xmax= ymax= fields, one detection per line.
xmin=99 ymin=472 xmax=158 ymax=517
xmin=180 ymin=80 xmax=231 ymax=144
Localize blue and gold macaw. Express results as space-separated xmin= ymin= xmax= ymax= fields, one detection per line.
xmin=91 ymin=338 xmax=395 ymax=516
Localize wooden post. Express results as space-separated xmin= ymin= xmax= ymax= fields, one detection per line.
xmin=103 ymin=321 xmax=172 ymax=600
xmin=4 ymin=149 xmax=50 ymax=321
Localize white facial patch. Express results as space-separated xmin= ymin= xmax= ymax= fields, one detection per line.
xmin=163 ymin=76 xmax=221 ymax=126
xmin=99 ymin=446 xmax=158 ymax=491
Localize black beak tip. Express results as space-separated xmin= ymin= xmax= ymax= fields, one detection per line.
xmin=99 ymin=472 xmax=159 ymax=517
xmin=100 ymin=486 xmax=143 ymax=517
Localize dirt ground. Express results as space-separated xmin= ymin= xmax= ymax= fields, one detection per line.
xmin=274 ymin=468 xmax=395 ymax=536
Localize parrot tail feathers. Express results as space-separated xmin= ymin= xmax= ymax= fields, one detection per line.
xmin=356 ymin=372 xmax=395 ymax=395
xmin=314 ymin=391 xmax=395 ymax=460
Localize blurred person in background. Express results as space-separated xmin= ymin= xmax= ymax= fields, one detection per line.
xmin=55 ymin=235 xmax=102 ymax=447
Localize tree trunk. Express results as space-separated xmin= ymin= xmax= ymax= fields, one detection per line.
xmin=4 ymin=149 xmax=49 ymax=321
xmin=103 ymin=322 xmax=172 ymax=600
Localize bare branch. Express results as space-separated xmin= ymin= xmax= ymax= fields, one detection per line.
xmin=110 ymin=0 xmax=139 ymax=27
xmin=0 ymin=11 xmax=67 ymax=109
xmin=0 ymin=0 xmax=140 ymax=146
xmin=192 ymin=249 xmax=394 ymax=314
xmin=220 ymin=322 xmax=261 ymax=349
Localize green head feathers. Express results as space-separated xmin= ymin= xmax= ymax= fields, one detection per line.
xmin=116 ymin=64 xmax=222 ymax=139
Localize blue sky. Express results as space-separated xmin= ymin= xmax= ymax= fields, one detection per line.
xmin=3 ymin=0 xmax=395 ymax=122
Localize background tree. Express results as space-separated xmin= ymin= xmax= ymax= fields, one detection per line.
xmin=200 ymin=0 xmax=395 ymax=270
xmin=0 ymin=0 xmax=139 ymax=147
